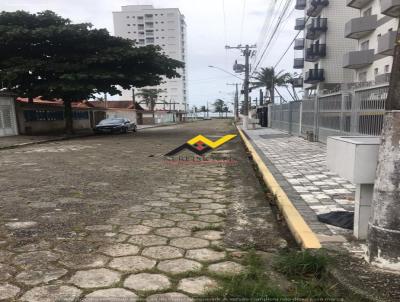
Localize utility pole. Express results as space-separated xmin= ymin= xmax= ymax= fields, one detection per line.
xmin=367 ymin=21 xmax=400 ymax=270
xmin=225 ymin=44 xmax=256 ymax=128
xmin=227 ymin=83 xmax=240 ymax=121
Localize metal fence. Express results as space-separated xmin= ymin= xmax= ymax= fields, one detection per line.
xmin=269 ymin=84 xmax=388 ymax=143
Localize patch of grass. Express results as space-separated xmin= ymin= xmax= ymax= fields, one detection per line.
xmin=274 ymin=250 xmax=330 ymax=279
xmin=204 ymin=250 xmax=285 ymax=300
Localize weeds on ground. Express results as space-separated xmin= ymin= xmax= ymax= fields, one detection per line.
xmin=274 ymin=249 xmax=330 ymax=279
xmin=275 ymin=249 xmax=339 ymax=299
xmin=205 ymin=249 xmax=342 ymax=300
xmin=204 ymin=250 xmax=285 ymax=300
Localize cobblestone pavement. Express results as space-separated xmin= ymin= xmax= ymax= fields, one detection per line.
xmin=242 ymin=127 xmax=356 ymax=241
xmin=0 ymin=120 xmax=286 ymax=301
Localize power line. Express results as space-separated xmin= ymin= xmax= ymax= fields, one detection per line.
xmin=251 ymin=0 xmax=293 ymax=76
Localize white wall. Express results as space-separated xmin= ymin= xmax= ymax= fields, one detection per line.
xmin=113 ymin=5 xmax=187 ymax=112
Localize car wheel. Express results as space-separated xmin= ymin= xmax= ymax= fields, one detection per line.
xmin=133 ymin=126 xmax=137 ymax=132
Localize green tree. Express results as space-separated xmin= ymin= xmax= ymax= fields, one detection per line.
xmin=136 ymin=88 xmax=166 ymax=112
xmin=251 ymin=67 xmax=290 ymax=104
xmin=0 ymin=10 xmax=183 ymax=133
xmin=213 ymin=99 xmax=225 ymax=117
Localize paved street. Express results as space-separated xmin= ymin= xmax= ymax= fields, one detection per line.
xmin=0 ymin=120 xmax=287 ymax=301
xmin=242 ymin=127 xmax=356 ymax=243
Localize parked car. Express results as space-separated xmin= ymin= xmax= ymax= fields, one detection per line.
xmin=94 ymin=118 xmax=137 ymax=134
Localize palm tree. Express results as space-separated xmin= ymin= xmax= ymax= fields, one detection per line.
xmin=251 ymin=67 xmax=290 ymax=104
xmin=213 ymin=99 xmax=225 ymax=117
xmin=136 ymin=88 xmax=166 ymax=111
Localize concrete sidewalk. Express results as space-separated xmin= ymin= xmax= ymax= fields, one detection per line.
xmin=241 ymin=126 xmax=359 ymax=246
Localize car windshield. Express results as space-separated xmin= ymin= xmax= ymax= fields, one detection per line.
xmin=99 ymin=118 xmax=125 ymax=125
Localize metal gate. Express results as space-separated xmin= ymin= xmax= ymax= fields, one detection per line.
xmin=0 ymin=97 xmax=18 ymax=137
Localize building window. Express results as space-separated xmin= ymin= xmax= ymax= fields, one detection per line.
xmin=126 ymin=16 xmax=130 ymax=18
xmin=358 ymin=71 xmax=367 ymax=82
xmin=374 ymin=68 xmax=379 ymax=75
xmin=385 ymin=65 xmax=390 ymax=73
xmin=360 ymin=40 xmax=369 ymax=50
xmin=363 ymin=7 xmax=372 ymax=16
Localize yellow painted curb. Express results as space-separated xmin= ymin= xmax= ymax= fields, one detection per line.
xmin=237 ymin=127 xmax=321 ymax=249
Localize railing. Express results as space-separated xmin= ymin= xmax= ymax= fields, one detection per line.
xmin=268 ymin=83 xmax=388 ymax=143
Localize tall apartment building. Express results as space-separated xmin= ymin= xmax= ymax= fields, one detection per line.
xmin=113 ymin=5 xmax=187 ymax=112
xmin=344 ymin=0 xmax=399 ymax=83
xmin=293 ymin=0 xmax=357 ymax=94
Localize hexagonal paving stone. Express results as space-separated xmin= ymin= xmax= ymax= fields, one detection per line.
xmin=157 ymin=258 xmax=202 ymax=275
xmin=197 ymin=215 xmax=224 ymax=223
xmin=124 ymin=273 xmax=171 ymax=292
xmin=194 ymin=230 xmax=223 ymax=241
xmin=108 ymin=256 xmax=156 ymax=272
xmin=154 ymin=227 xmax=191 ymax=238
xmin=83 ymin=288 xmax=138 ymax=302
xmin=5 ymin=221 xmax=38 ymax=230
xmin=186 ymin=248 xmax=226 ymax=262
xmin=128 ymin=234 xmax=168 ymax=246
xmin=188 ymin=198 xmax=213 ymax=204
xmin=16 ymin=266 xmax=68 ymax=286
xmin=20 ymin=285 xmax=81 ymax=302
xmin=142 ymin=246 xmax=184 ymax=260
xmin=13 ymin=251 xmax=59 ymax=268
xmin=208 ymin=261 xmax=245 ymax=276
xmin=170 ymin=237 xmax=209 ymax=249
xmin=129 ymin=212 xmax=161 ymax=219
xmin=0 ymin=263 xmax=17 ymax=281
xmin=59 ymin=253 xmax=109 ymax=269
xmin=163 ymin=213 xmax=193 ymax=222
xmin=85 ymin=225 xmax=113 ymax=232
xmin=128 ymin=205 xmax=152 ymax=212
xmin=0 ymin=250 xmax=13 ymax=262
xmin=185 ymin=209 xmax=214 ymax=215
xmin=120 ymin=225 xmax=152 ymax=235
xmin=174 ymin=202 xmax=200 ymax=209
xmin=70 ymin=268 xmax=120 ymax=288
xmin=151 ymin=207 xmax=182 ymax=214
xmin=142 ymin=219 xmax=175 ymax=228
xmin=146 ymin=292 xmax=193 ymax=302
xmin=148 ymin=201 xmax=171 ymax=207
xmin=177 ymin=276 xmax=218 ymax=295
xmin=201 ymin=203 xmax=226 ymax=210
xmin=0 ymin=283 xmax=20 ymax=300
xmin=13 ymin=241 xmax=51 ymax=252
xmin=177 ymin=221 xmax=210 ymax=230
xmin=100 ymin=243 xmax=140 ymax=257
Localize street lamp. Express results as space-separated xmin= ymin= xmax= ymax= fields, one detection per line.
xmin=208 ymin=65 xmax=244 ymax=81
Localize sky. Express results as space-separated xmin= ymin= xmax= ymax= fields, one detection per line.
xmin=2 ymin=0 xmax=302 ymax=109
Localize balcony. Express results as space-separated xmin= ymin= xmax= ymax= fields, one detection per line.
xmin=344 ymin=15 xmax=377 ymax=39
xmin=305 ymin=44 xmax=327 ymax=62
xmin=307 ymin=0 xmax=329 ymax=17
xmin=294 ymin=38 xmax=305 ymax=50
xmin=346 ymin=0 xmax=373 ymax=9
xmin=304 ymin=69 xmax=325 ymax=84
xmin=381 ymin=0 xmax=400 ymax=17
xmin=306 ymin=18 xmax=328 ymax=40
xmin=295 ymin=0 xmax=306 ymax=9
xmin=375 ymin=73 xmax=391 ymax=84
xmin=295 ymin=18 xmax=306 ymax=30
xmin=343 ymin=49 xmax=374 ymax=69
xmin=293 ymin=58 xmax=305 ymax=69
xmin=292 ymin=77 xmax=304 ymax=87
xmin=377 ymin=31 xmax=397 ymax=55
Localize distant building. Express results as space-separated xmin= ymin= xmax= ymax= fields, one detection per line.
xmin=293 ymin=0 xmax=357 ymax=95
xmin=344 ymin=0 xmax=399 ymax=84
xmin=113 ymin=5 xmax=188 ymax=112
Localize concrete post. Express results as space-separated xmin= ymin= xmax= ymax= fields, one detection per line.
xmin=367 ymin=111 xmax=400 ymax=270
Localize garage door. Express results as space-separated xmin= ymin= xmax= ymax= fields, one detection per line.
xmin=0 ymin=97 xmax=18 ymax=137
